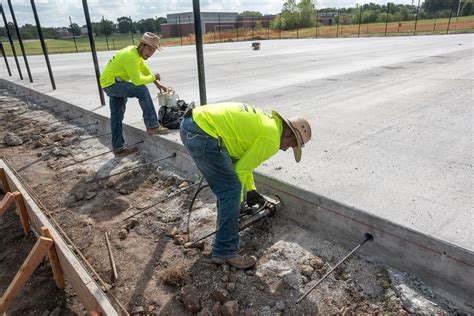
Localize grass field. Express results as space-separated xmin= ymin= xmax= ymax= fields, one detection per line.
xmin=1 ymin=16 xmax=473 ymax=56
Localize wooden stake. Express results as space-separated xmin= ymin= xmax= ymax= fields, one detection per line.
xmin=40 ymin=226 xmax=65 ymax=289
xmin=0 ymin=167 xmax=11 ymax=193
xmin=11 ymin=192 xmax=31 ymax=237
xmin=0 ymin=192 xmax=15 ymax=216
xmin=0 ymin=236 xmax=53 ymax=313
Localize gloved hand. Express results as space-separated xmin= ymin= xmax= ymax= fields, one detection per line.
xmin=246 ymin=190 xmax=266 ymax=207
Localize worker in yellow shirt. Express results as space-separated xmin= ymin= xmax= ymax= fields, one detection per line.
xmin=180 ymin=103 xmax=312 ymax=269
xmin=100 ymin=32 xmax=169 ymax=157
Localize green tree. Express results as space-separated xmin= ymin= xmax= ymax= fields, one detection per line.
xmin=42 ymin=27 xmax=59 ymax=39
xmin=423 ymin=0 xmax=454 ymax=13
xmin=137 ymin=18 xmax=157 ymax=33
xmin=67 ymin=23 xmax=81 ymax=36
xmin=117 ymin=16 xmax=133 ymax=33
xmin=281 ymin=0 xmax=299 ymax=29
xmin=239 ymin=11 xmax=263 ymax=17
xmin=155 ymin=17 xmax=167 ymax=33
xmin=298 ymin=0 xmax=316 ymax=27
xmin=20 ymin=23 xmax=37 ymax=39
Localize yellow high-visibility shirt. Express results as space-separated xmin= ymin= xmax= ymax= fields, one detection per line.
xmin=100 ymin=46 xmax=156 ymax=88
xmin=192 ymin=102 xmax=282 ymax=192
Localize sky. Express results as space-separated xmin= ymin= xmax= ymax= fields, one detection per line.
xmin=1 ymin=0 xmax=417 ymax=28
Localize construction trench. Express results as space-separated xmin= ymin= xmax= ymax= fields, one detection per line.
xmin=0 ymin=83 xmax=472 ymax=315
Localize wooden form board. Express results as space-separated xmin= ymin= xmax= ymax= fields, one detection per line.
xmin=0 ymin=161 xmax=118 ymax=315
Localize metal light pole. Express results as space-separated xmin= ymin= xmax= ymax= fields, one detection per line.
xmin=358 ymin=6 xmax=362 ymax=37
xmin=414 ymin=0 xmax=421 ymax=35
xmin=102 ymin=16 xmax=109 ymax=50
xmin=384 ymin=3 xmax=390 ymax=36
xmin=0 ymin=4 xmax=21 ymax=79
xmin=193 ymin=0 xmax=207 ymax=106
xmin=447 ymin=0 xmax=456 ymax=34
xmin=7 ymin=0 xmax=33 ymax=82
xmin=178 ymin=15 xmax=183 ymax=45
xmin=82 ymin=0 xmax=105 ymax=106
xmin=31 ymin=0 xmax=55 ymax=90
xmin=0 ymin=42 xmax=12 ymax=76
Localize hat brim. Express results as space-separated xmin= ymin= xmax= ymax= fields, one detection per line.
xmin=140 ymin=39 xmax=163 ymax=51
xmin=273 ymin=111 xmax=303 ymax=162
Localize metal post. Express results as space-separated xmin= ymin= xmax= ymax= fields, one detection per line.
xmin=336 ymin=10 xmax=340 ymax=38
xmin=0 ymin=42 xmax=12 ymax=76
xmin=414 ymin=0 xmax=421 ymax=35
xmin=398 ymin=16 xmax=401 ymax=32
xmin=267 ymin=15 xmax=270 ymax=40
xmin=7 ymin=0 xmax=33 ymax=83
xmin=112 ymin=38 xmax=115 ymax=50
xmin=178 ymin=15 xmax=183 ymax=45
xmin=82 ymin=0 xmax=105 ymax=106
xmin=218 ymin=13 xmax=221 ymax=43
xmin=31 ymin=0 xmax=56 ymax=90
xmin=433 ymin=15 xmax=437 ymax=31
xmin=193 ymin=0 xmax=207 ymax=106
xmin=252 ymin=20 xmax=255 ymax=39
xmin=0 ymin=4 xmax=22 ymax=79
xmin=102 ymin=16 xmax=109 ymax=50
xmin=69 ymin=16 xmax=78 ymax=53
xmin=130 ymin=16 xmax=134 ymax=44
xmin=315 ymin=10 xmax=319 ymax=38
xmin=384 ymin=3 xmax=390 ymax=36
xmin=236 ymin=17 xmax=239 ymax=41
xmin=447 ymin=0 xmax=456 ymax=34
xmin=189 ymin=15 xmax=192 ymax=43
xmin=279 ymin=15 xmax=282 ymax=39
xmin=358 ymin=6 xmax=362 ymax=37
xmin=297 ymin=13 xmax=299 ymax=39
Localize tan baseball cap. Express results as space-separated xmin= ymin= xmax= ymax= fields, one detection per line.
xmin=140 ymin=32 xmax=163 ymax=51
xmin=273 ymin=111 xmax=312 ymax=162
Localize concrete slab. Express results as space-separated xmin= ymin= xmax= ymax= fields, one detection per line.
xmin=1 ymin=34 xmax=473 ymax=309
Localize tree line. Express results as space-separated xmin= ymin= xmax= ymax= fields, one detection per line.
xmin=0 ymin=1 xmax=472 ymax=40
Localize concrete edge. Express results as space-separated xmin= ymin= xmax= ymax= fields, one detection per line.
xmin=1 ymin=78 xmax=473 ymax=313
xmin=0 ymin=160 xmax=118 ymax=315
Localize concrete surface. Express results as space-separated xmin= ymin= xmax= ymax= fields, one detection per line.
xmin=1 ymin=34 xmax=473 ymax=309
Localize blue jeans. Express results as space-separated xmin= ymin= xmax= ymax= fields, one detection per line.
xmin=103 ymin=82 xmax=159 ymax=150
xmin=180 ymin=116 xmax=242 ymax=258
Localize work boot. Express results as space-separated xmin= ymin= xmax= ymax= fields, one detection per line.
xmin=147 ymin=126 xmax=169 ymax=135
xmin=114 ymin=146 xmax=138 ymax=158
xmin=211 ymin=254 xmax=257 ymax=269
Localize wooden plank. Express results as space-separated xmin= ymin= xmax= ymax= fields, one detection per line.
xmin=0 ymin=167 xmax=11 ymax=193
xmin=11 ymin=192 xmax=31 ymax=237
xmin=40 ymin=226 xmax=65 ymax=289
xmin=0 ymin=160 xmax=118 ymax=315
xmin=0 ymin=236 xmax=53 ymax=313
xmin=0 ymin=192 xmax=15 ymax=215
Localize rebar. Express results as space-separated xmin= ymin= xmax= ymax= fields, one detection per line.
xmin=104 ymin=232 xmax=118 ymax=281
xmin=72 ymin=132 xmax=112 ymax=144
xmin=60 ymin=139 xmax=143 ymax=169
xmin=121 ymin=182 xmax=201 ymax=222
xmin=296 ymin=233 xmax=374 ymax=304
xmin=91 ymin=153 xmax=176 ymax=182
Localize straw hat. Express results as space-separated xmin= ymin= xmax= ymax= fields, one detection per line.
xmin=140 ymin=32 xmax=163 ymax=51
xmin=273 ymin=111 xmax=312 ymax=162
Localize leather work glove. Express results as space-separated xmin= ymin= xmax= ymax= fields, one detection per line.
xmin=246 ymin=190 xmax=266 ymax=207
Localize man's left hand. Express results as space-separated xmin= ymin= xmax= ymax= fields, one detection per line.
xmin=154 ymin=82 xmax=168 ymax=93
xmin=154 ymin=72 xmax=161 ymax=81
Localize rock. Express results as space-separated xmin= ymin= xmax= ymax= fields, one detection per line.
xmin=178 ymin=181 xmax=189 ymax=188
xmin=279 ymin=269 xmax=301 ymax=289
xmin=37 ymin=152 xmax=43 ymax=157
xmin=40 ymin=310 xmax=50 ymax=316
xmin=85 ymin=191 xmax=97 ymax=200
xmin=73 ymin=190 xmax=86 ymax=202
xmin=198 ymin=307 xmax=213 ymax=316
xmin=126 ymin=219 xmax=139 ymax=230
xmin=226 ymin=282 xmax=236 ymax=292
xmin=4 ymin=132 xmax=23 ymax=146
xmin=301 ymin=264 xmax=314 ymax=278
xmin=105 ymin=180 xmax=114 ymax=188
xmin=51 ymin=147 xmax=70 ymax=157
xmin=118 ymin=229 xmax=128 ymax=240
xmin=309 ymin=256 xmax=324 ymax=269
xmin=221 ymin=301 xmax=239 ymax=316
xmin=184 ymin=240 xmax=205 ymax=250
xmin=211 ymin=302 xmax=222 ymax=316
xmin=255 ymin=282 xmax=265 ymax=291
xmin=245 ymin=269 xmax=256 ymax=276
xmin=211 ymin=287 xmax=232 ymax=303
xmin=165 ymin=226 xmax=178 ymax=237
xmin=180 ymin=285 xmax=201 ymax=313
xmin=275 ymin=300 xmax=286 ymax=311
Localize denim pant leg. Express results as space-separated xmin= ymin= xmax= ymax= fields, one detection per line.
xmin=104 ymin=86 xmax=127 ymax=150
xmin=180 ymin=117 xmax=242 ymax=258
xmin=104 ymin=82 xmax=159 ymax=129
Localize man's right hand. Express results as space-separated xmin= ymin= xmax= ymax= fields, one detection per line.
xmin=154 ymin=73 xmax=161 ymax=81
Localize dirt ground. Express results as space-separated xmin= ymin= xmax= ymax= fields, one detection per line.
xmin=0 ymin=88 xmax=457 ymax=315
